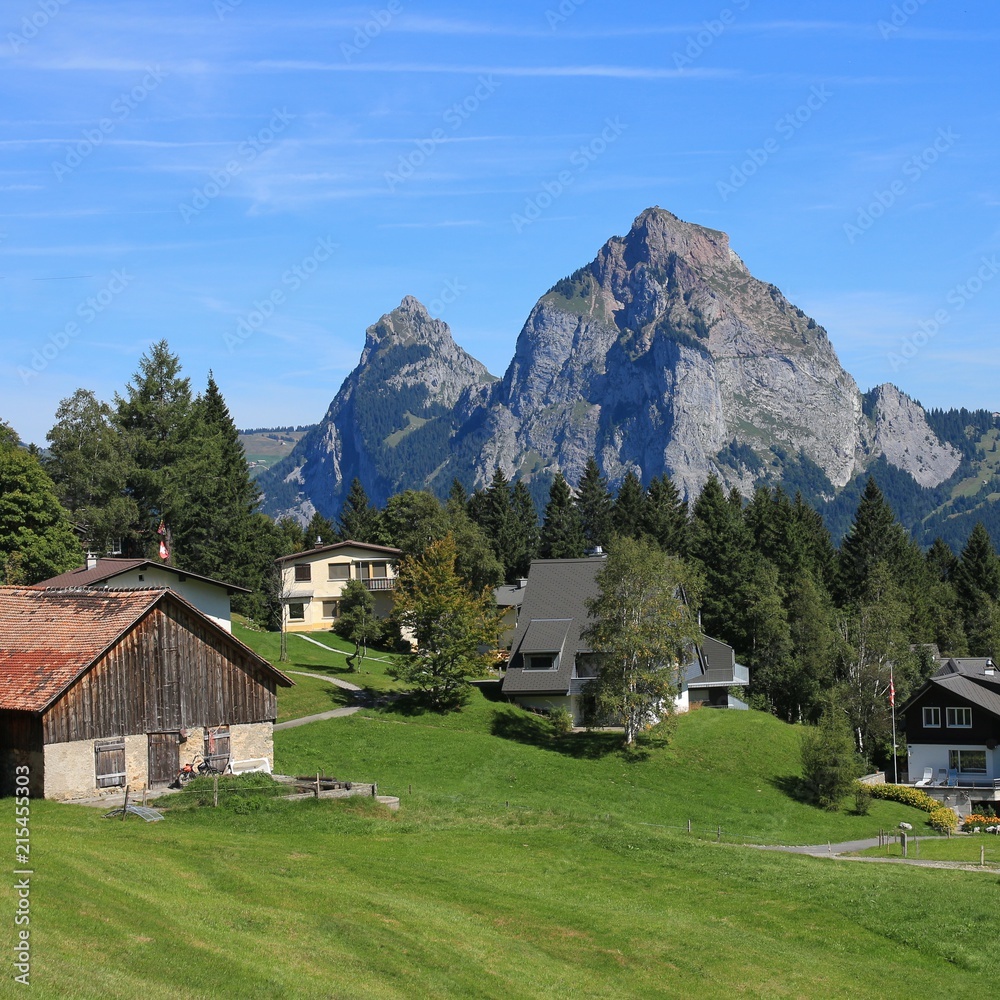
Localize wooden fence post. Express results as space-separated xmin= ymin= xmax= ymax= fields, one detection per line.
xmin=213 ymin=773 xmax=219 ymax=808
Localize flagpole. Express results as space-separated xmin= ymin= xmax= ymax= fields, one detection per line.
xmin=890 ymin=666 xmax=898 ymax=784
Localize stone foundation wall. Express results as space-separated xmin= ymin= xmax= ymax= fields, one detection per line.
xmin=230 ymin=722 xmax=274 ymax=770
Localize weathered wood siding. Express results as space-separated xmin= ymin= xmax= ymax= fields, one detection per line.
xmin=41 ymin=601 xmax=278 ymax=745
xmin=0 ymin=711 xmax=43 ymax=752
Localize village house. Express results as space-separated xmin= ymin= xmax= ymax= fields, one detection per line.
xmin=35 ymin=555 xmax=249 ymax=633
xmin=0 ymin=587 xmax=292 ymax=800
xmin=275 ymin=540 xmax=403 ymax=632
xmin=902 ymin=655 xmax=1000 ymax=815
xmin=501 ymin=557 xmax=748 ymax=724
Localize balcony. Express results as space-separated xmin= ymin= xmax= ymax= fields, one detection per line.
xmin=362 ymin=577 xmax=395 ymax=592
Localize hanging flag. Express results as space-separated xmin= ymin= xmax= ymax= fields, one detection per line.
xmin=159 ymin=539 xmax=169 ymax=560
xmin=157 ymin=520 xmax=166 ymax=536
xmin=889 ymin=672 xmax=895 ymax=708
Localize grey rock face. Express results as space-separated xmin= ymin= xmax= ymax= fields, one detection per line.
xmin=261 ymin=208 xmax=959 ymax=517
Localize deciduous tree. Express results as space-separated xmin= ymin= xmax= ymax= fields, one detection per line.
xmin=390 ymin=534 xmax=501 ymax=710
xmin=582 ymin=536 xmax=701 ymax=745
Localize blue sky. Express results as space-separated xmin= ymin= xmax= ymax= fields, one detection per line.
xmin=3 ymin=0 xmax=998 ymax=445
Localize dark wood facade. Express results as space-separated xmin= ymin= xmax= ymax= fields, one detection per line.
xmin=41 ymin=601 xmax=280 ymax=745
xmin=904 ymin=684 xmax=1000 ymax=747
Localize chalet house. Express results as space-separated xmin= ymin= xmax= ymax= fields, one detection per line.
xmin=35 ymin=556 xmax=250 ymax=633
xmin=275 ymin=540 xmax=403 ymax=633
xmin=903 ymin=657 xmax=1000 ymax=812
xmin=0 ymin=587 xmax=291 ymax=801
xmin=500 ymin=557 xmax=748 ymax=724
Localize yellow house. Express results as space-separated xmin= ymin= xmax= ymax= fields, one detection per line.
xmin=275 ymin=540 xmax=403 ymax=632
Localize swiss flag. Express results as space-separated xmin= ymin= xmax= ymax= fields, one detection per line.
xmin=889 ymin=675 xmax=895 ymax=708
xmin=159 ymin=539 xmax=169 ymax=560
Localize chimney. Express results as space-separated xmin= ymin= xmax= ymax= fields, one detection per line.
xmin=986 ymin=659 xmax=995 ymax=677
xmin=86 ymin=551 xmax=99 ymax=571
xmin=517 ymin=578 xmax=528 ymax=590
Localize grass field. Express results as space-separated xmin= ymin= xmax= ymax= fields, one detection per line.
xmin=4 ymin=629 xmax=997 ymax=997
xmin=856 ymin=833 xmax=1000 ymax=865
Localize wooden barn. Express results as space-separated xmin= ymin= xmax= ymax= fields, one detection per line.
xmin=0 ymin=587 xmax=292 ymax=800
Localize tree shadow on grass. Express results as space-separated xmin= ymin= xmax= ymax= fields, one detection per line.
xmin=490 ymin=706 xmax=622 ymax=760
xmin=770 ymin=774 xmax=812 ymax=804
xmin=372 ymin=689 xmax=468 ymax=717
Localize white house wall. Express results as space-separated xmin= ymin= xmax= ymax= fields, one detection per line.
xmin=106 ymin=569 xmax=233 ymax=632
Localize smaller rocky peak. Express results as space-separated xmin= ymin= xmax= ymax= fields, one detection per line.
xmin=360 ymin=296 xmax=450 ymax=363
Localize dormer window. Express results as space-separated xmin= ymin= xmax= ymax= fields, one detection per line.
xmin=525 ymin=654 xmax=557 ymax=671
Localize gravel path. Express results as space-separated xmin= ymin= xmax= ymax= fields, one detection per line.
xmin=273 ymin=669 xmax=367 ymax=730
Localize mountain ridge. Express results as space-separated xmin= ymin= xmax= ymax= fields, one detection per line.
xmin=259 ymin=207 xmax=970 ymax=533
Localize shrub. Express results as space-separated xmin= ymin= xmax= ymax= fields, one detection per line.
xmin=548 ymin=707 xmax=574 ymax=738
xmin=928 ymin=807 xmax=958 ymax=835
xmin=854 ymin=784 xmax=872 ymax=816
xmin=801 ymin=706 xmax=864 ymax=810
xmin=863 ymin=783 xmax=938 ymax=812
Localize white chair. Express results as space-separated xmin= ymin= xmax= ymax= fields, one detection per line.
xmin=914 ymin=767 xmax=933 ymax=786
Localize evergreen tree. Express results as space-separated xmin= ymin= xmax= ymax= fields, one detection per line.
xmin=303 ymin=510 xmax=336 ymax=549
xmin=688 ymin=475 xmax=755 ymax=651
xmin=926 ymin=537 xmax=958 ymax=583
xmin=45 ymin=389 xmax=138 ymax=555
xmin=444 ymin=493 xmax=504 ymax=592
xmin=447 ymin=478 xmax=469 ymax=511
xmin=951 ymin=523 xmax=1000 ymax=655
xmin=274 ymin=516 xmax=306 ymax=554
xmin=792 ymin=491 xmax=837 ymax=590
xmin=612 ymin=470 xmax=646 ymax=539
xmin=509 ymin=480 xmax=540 ymax=579
xmin=801 ymin=700 xmax=864 ymax=810
xmin=641 ymin=474 xmax=688 ymax=555
xmin=114 ymin=340 xmax=194 ymax=554
xmin=0 ymin=434 xmax=81 ymax=584
xmin=741 ymin=557 xmax=794 ymax=707
xmin=539 ymin=473 xmax=585 ymax=559
xmin=837 ymin=478 xmax=910 ymax=600
xmin=574 ymin=458 xmax=613 ymax=550
xmin=338 ymin=478 xmax=384 ymax=544
xmin=477 ymin=468 xmax=518 ymax=577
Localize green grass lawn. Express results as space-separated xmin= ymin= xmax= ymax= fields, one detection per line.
xmin=275 ymin=672 xmax=351 ymax=723
xmin=856 ymin=833 xmax=1000 ymax=864
xmin=7 ymin=652 xmax=996 ymax=998
xmin=5 ymin=791 xmax=998 ymax=999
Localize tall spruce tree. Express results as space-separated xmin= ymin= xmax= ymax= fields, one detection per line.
xmin=688 ymin=475 xmax=755 ymax=651
xmin=837 ymin=477 xmax=910 ymax=601
xmin=338 ymin=478 xmax=384 ymax=544
xmin=641 ymin=474 xmax=688 ymax=555
xmin=114 ymin=340 xmax=193 ymax=555
xmin=612 ymin=470 xmax=646 ymax=539
xmin=539 ymin=473 xmax=585 ymax=559
xmin=574 ymin=458 xmax=613 ymax=551
xmin=45 ymin=389 xmax=138 ymax=555
xmin=303 ymin=510 xmax=336 ymax=549
xmin=951 ymin=523 xmax=1000 ymax=655
xmin=509 ymin=479 xmax=540 ymax=579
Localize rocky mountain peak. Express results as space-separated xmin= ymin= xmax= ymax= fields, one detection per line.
xmin=360 ymin=295 xmax=457 ymax=364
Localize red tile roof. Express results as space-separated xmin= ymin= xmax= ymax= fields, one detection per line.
xmin=0 ymin=587 xmax=291 ymax=714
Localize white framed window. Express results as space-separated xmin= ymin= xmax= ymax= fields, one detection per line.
xmin=288 ymin=602 xmax=305 ymax=621
xmin=946 ymin=706 xmax=972 ymax=728
xmin=524 ymin=654 xmax=557 ymax=671
xmin=922 ymin=706 xmax=941 ymax=728
xmin=949 ymin=749 xmax=986 ymax=773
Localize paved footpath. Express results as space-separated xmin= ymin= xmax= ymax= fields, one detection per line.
xmin=751 ymin=836 xmax=996 ymax=870
xmin=274 ymin=669 xmax=364 ymax=730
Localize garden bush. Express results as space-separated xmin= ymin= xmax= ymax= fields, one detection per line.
xmin=862 ymin=783 xmax=938 ymax=812
xmin=928 ymin=807 xmax=958 ymax=835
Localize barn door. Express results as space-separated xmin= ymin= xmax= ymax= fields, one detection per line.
xmin=147 ymin=732 xmax=179 ymax=785
xmin=204 ymin=726 xmax=231 ymax=773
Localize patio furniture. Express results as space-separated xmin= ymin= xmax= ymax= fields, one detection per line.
xmin=914 ymin=767 xmax=933 ymax=786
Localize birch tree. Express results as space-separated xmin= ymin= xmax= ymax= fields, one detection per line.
xmin=582 ymin=537 xmax=701 ymax=745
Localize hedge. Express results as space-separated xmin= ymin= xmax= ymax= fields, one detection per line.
xmin=861 ymin=783 xmax=938 ymax=812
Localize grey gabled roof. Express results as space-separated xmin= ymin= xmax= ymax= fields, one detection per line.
xmin=930 ymin=673 xmax=1000 ymax=718
xmin=934 ymin=657 xmax=1000 ymax=682
xmin=501 ymin=557 xmax=605 ymax=696
xmin=684 ymin=635 xmax=749 ymax=688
